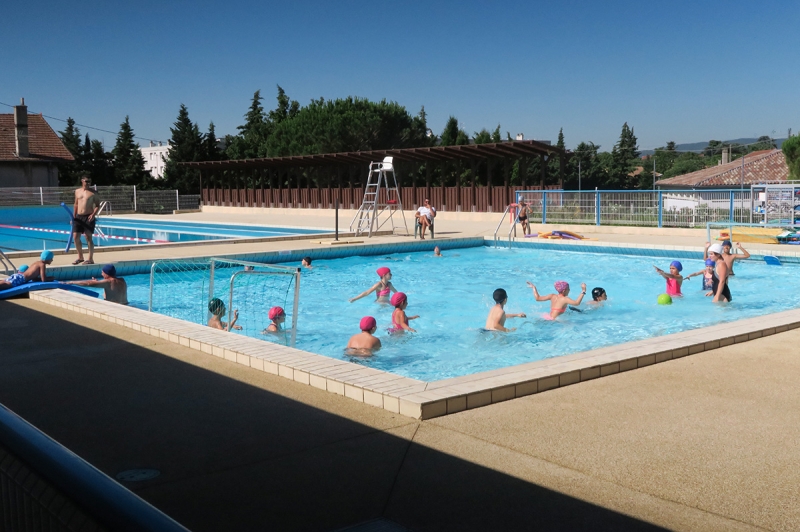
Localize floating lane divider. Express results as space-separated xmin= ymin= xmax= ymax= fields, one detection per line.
xmin=0 ymin=224 xmax=169 ymax=244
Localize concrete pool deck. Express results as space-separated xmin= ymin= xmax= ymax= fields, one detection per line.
xmin=3 ymin=208 xmax=800 ymax=530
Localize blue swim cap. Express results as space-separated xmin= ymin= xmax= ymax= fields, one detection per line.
xmin=704 ymin=259 xmax=715 ymax=267
xmin=670 ymin=260 xmax=683 ymax=272
xmin=18 ymin=264 xmax=28 ymax=272
xmin=40 ymin=250 xmax=54 ymax=261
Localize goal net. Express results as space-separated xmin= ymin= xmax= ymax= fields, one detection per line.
xmin=148 ymin=257 xmax=300 ymax=345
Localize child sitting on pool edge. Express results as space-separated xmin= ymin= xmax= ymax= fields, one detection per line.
xmin=263 ymin=306 xmax=285 ymax=333
xmin=389 ymin=292 xmax=418 ymax=333
xmin=207 ymin=298 xmax=241 ymax=331
xmin=528 ymin=280 xmax=587 ymax=319
xmin=654 ymin=261 xmax=683 ymax=296
xmin=683 ymin=259 xmax=715 ymax=295
xmin=485 ymin=288 xmax=526 ymax=332
xmin=346 ymin=316 xmax=382 ymax=355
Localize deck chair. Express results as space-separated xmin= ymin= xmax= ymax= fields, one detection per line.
xmin=414 ymin=215 xmax=434 ymax=239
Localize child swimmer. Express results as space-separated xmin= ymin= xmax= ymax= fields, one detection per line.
xmin=485 ymin=288 xmax=526 ymax=332
xmin=654 ymin=261 xmax=683 ymax=296
xmin=349 ymin=267 xmax=396 ymax=303
xmin=346 ymin=316 xmax=382 ymax=355
xmin=528 ymin=280 xmax=587 ymax=319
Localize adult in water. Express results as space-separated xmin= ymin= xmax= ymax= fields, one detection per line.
xmin=704 ymin=240 xmax=750 ymax=276
xmin=707 ymin=243 xmax=731 ymax=303
xmin=66 ymin=264 xmax=128 ymax=304
xmin=528 ymin=280 xmax=587 ymax=319
xmin=349 ymin=267 xmax=396 ymax=303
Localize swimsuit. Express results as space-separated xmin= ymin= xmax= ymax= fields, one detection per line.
xmin=389 ymin=309 xmax=407 ymax=333
xmin=666 ymin=278 xmax=682 ymax=296
xmin=702 ymin=272 xmax=713 ymax=290
xmin=711 ymin=268 xmax=732 ymax=302
xmin=377 ymin=283 xmax=391 ymax=298
xmin=73 ymin=214 xmax=96 ymax=234
xmin=5 ymin=273 xmax=26 ymax=287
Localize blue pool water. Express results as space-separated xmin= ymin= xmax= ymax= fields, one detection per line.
xmin=0 ymin=206 xmax=327 ymax=251
xmin=116 ymin=246 xmax=798 ymax=381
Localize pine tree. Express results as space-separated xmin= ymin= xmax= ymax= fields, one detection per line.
xmin=204 ymin=122 xmax=223 ymax=161
xmin=111 ymin=116 xmax=149 ymax=186
xmin=58 ymin=118 xmax=84 ymax=185
xmin=610 ymin=123 xmax=640 ymax=188
xmin=226 ymin=90 xmax=272 ymax=159
xmin=163 ymin=104 xmax=203 ymax=192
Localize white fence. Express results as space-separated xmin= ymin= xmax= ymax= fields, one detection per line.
xmin=0 ymin=186 xmax=199 ymax=214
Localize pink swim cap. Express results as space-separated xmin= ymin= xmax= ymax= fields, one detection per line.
xmin=390 ymin=292 xmax=407 ymax=307
xmin=268 ymin=306 xmax=285 ymax=320
xmin=376 ymin=267 xmax=391 ymax=277
xmin=359 ymin=316 xmax=377 ymax=331
xmin=554 ymin=281 xmax=569 ymax=294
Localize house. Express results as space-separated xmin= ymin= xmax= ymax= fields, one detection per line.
xmin=0 ymin=99 xmax=74 ymax=187
xmin=140 ymin=141 xmax=170 ymax=179
xmin=655 ymin=149 xmax=789 ymax=190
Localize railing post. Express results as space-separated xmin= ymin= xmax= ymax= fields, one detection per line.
xmin=133 ymin=185 xmax=137 ymax=212
xmin=729 ymin=191 xmax=735 ymax=222
xmin=658 ymin=191 xmax=663 ymax=228
xmin=595 ymin=191 xmax=601 ymax=226
xmin=39 ymin=187 xmax=43 ymax=205
xmin=175 ymin=190 xmax=180 ymax=211
xmin=542 ymin=191 xmax=547 ymax=224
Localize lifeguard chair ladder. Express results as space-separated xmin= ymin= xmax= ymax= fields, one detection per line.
xmin=350 ymin=157 xmax=409 ymax=237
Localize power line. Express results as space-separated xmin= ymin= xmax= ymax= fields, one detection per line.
xmin=0 ymin=100 xmax=165 ymax=144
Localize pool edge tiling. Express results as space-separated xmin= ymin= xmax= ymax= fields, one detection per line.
xmin=28 ymin=287 xmax=800 ymax=420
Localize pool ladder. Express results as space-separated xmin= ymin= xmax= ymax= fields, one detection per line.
xmin=493 ymin=205 xmax=520 ymax=248
xmin=0 ymin=249 xmax=17 ymax=275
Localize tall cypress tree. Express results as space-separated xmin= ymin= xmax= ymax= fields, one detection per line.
xmin=111 ymin=116 xmax=149 ymax=186
xmin=163 ymin=104 xmax=203 ymax=193
xmin=58 ymin=118 xmax=84 ymax=185
xmin=203 ymin=122 xmax=223 ymax=161
xmin=610 ymin=123 xmax=640 ymax=189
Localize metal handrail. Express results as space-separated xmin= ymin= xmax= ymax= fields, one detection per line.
xmin=0 ymin=249 xmax=17 ymax=275
xmin=507 ymin=212 xmax=519 ymax=248
xmin=493 ymin=205 xmax=512 ymax=247
xmin=0 ymin=402 xmax=189 ymax=532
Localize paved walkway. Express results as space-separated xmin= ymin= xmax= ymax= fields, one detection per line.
xmin=3 ymin=209 xmax=799 ymax=531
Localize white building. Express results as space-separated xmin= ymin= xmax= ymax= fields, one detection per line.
xmin=140 ymin=141 xmax=170 ymax=179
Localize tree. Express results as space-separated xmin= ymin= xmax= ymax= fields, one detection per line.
xmin=203 ymin=122 xmax=223 ymax=161
xmin=111 ymin=116 xmax=150 ymax=186
xmin=661 ymin=152 xmax=706 ymax=179
xmin=783 ymin=135 xmax=800 ymax=179
xmin=226 ymin=90 xmax=272 ymax=159
xmin=58 ymin=118 xmax=84 ymax=185
xmin=439 ymin=116 xmax=469 ymax=146
xmin=268 ymin=85 xmax=299 ymax=125
xmin=163 ymin=104 xmax=204 ymax=193
xmin=609 ymin=123 xmax=640 ymax=188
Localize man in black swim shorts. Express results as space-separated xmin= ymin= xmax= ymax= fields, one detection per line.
xmin=72 ymin=176 xmax=101 ymax=265
xmin=517 ymin=200 xmax=531 ymax=235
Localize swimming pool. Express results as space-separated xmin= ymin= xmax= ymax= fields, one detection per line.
xmin=0 ymin=206 xmax=327 ymax=252
xmin=113 ymin=245 xmax=795 ymax=381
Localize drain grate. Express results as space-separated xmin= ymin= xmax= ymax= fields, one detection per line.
xmin=115 ymin=469 xmax=161 ymax=482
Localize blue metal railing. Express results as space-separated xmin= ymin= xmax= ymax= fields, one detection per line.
xmin=0 ymin=402 xmax=190 ymax=532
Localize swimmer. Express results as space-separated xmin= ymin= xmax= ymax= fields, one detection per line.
xmin=707 ymin=243 xmax=731 ymax=303
xmin=654 ymin=261 xmax=683 ymax=296
xmin=207 ymin=298 xmax=241 ymax=331
xmin=66 ymin=264 xmax=128 ymax=305
xmin=388 ymin=292 xmax=418 ymax=333
xmin=0 ymin=251 xmax=54 ymax=291
xmin=301 ymin=256 xmax=313 ymax=269
xmin=346 ymin=316 xmax=382 ymax=355
xmin=244 ymin=265 xmax=254 ymax=271
xmin=485 ymin=288 xmax=526 ymax=332
xmin=349 ymin=267 xmax=396 ymax=303
xmin=704 ymin=240 xmax=749 ymax=276
xmin=517 ymin=200 xmax=532 ymax=235
xmin=528 ymin=280 xmax=586 ymax=319
xmin=263 ymin=306 xmax=285 ymax=333
xmin=589 ymin=287 xmax=607 ymax=305
xmin=433 ymin=246 xmax=443 ymax=257
xmin=683 ymin=259 xmax=715 ymax=295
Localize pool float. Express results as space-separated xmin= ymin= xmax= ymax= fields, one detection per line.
xmin=0 ymin=281 xmax=99 ymax=300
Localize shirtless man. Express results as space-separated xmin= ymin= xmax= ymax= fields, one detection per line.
xmin=0 ymin=251 xmax=54 ymax=291
xmin=485 ymin=288 xmax=526 ymax=332
xmin=72 ymin=176 xmax=101 ymax=265
xmin=67 ymin=264 xmax=128 ymax=304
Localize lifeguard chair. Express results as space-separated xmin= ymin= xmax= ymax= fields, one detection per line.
xmin=350 ymin=157 xmax=409 ymax=237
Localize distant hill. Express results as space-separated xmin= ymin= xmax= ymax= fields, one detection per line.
xmin=640 ymin=138 xmax=786 ymax=156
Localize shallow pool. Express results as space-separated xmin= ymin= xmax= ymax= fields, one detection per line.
xmin=118 ymin=245 xmax=793 ymax=381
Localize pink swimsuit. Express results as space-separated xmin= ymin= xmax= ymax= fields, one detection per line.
xmin=389 ymin=309 xmax=407 ymax=333
xmin=377 ymin=282 xmax=391 ymax=298
xmin=666 ymin=278 xmax=682 ymax=296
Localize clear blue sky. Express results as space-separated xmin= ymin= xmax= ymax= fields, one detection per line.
xmin=2 ymin=0 xmax=798 ymax=152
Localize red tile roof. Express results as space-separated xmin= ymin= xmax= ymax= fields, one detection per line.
xmin=0 ymin=113 xmax=74 ymax=162
xmin=656 ymin=149 xmax=788 ymax=187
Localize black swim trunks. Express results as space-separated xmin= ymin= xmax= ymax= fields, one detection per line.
xmin=73 ymin=214 xmax=96 ymax=234
xmin=518 ymin=215 xmax=527 ymax=222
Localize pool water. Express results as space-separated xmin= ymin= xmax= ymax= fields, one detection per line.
xmin=0 ymin=206 xmax=326 ymax=251
xmin=117 ymin=246 xmax=797 ymax=381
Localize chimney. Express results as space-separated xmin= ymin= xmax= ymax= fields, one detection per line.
xmin=14 ymin=97 xmax=29 ymax=158
xmin=721 ymin=147 xmax=729 ymax=165
xmin=516 ymin=133 xmax=524 ymax=141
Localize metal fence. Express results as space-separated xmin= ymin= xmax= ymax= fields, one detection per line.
xmin=0 ymin=187 xmax=199 ymax=215
xmin=515 ymin=190 xmax=752 ymax=228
